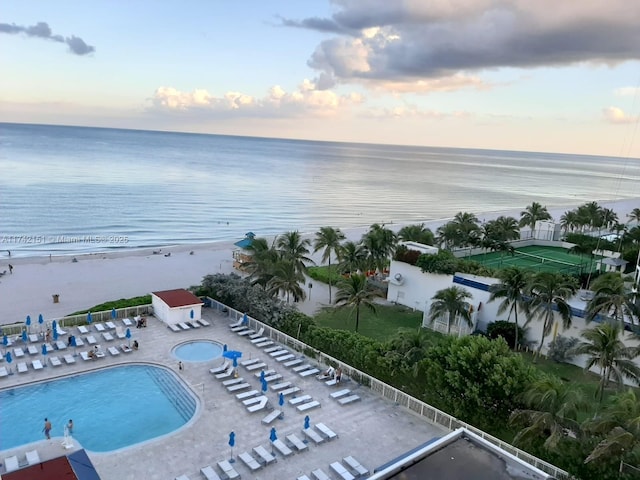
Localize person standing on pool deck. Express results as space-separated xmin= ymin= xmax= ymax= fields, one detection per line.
xmin=43 ymin=418 xmax=52 ymax=439
xmin=178 ymin=361 xmax=184 ymax=371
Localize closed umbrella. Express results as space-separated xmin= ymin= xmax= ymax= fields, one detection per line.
xmin=52 ymin=320 xmax=58 ymax=332
xmin=70 ymin=335 xmax=78 ymax=356
xmin=111 ymin=308 xmax=117 ymax=320
xmin=38 ymin=314 xmax=44 ymax=334
xmin=41 ymin=343 xmax=48 ymax=364
xmin=261 ymin=378 xmax=268 ymax=394
xmin=269 ymin=427 xmax=277 ymax=454
xmin=53 ymin=327 xmax=58 ymax=341
xmin=228 ymin=431 xmax=235 ymax=462
xmin=242 ymin=313 xmax=248 ymax=325
xmin=223 ymin=344 xmax=228 ymax=352
xmin=86 ymin=312 xmax=92 ymax=324
xmin=5 ymin=351 xmax=12 ymax=373
xmin=125 ymin=328 xmax=131 ymax=347
xmin=278 ymin=392 xmax=285 ymax=419
xmin=2 ymin=334 xmax=8 ymax=353
xmin=25 ymin=315 xmax=31 ymax=333
xmin=260 ymin=370 xmax=265 ymax=382
xmin=190 ymin=309 xmax=194 ymax=319
xmin=22 ymin=330 xmax=27 ymax=344
xmin=304 ymin=415 xmax=310 ymax=430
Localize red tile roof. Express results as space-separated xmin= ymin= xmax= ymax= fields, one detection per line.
xmin=152 ymin=289 xmax=203 ymax=308
xmin=5 ymin=456 xmax=77 ymax=480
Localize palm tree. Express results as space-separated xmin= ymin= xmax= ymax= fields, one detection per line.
xmin=337 ymin=241 xmax=367 ymax=275
xmin=571 ymin=322 xmax=640 ymax=403
xmin=586 ymin=272 xmax=639 ymax=331
xmin=527 ymin=272 xmax=578 ymax=359
xmin=488 ymin=267 xmax=532 ymax=349
xmin=436 ymin=221 xmax=460 ymax=250
xmin=334 ymin=274 xmax=377 ymax=333
xmin=583 ymin=389 xmax=640 ymax=464
xmin=313 ymin=226 xmax=346 ymax=303
xmin=560 ymin=210 xmax=579 ymax=234
xmin=510 ymin=373 xmax=588 ymax=449
xmin=578 ymin=201 xmax=604 ymax=232
xmin=275 ymin=231 xmax=314 ymax=275
xmin=600 ymin=208 xmax=618 ymax=233
xmin=627 ymin=207 xmax=640 ymax=224
xmin=397 ymin=223 xmax=435 ymax=245
xmin=267 ymin=260 xmax=306 ymax=303
xmin=387 ymin=328 xmax=433 ymax=367
xmin=484 ymin=216 xmax=520 ymax=243
xmin=245 ymin=237 xmax=279 ymax=288
xmin=452 ymin=212 xmax=481 ymax=249
xmin=361 ymin=224 xmax=397 ymax=273
xmin=519 ymin=202 xmax=552 ymax=239
xmin=428 ymin=286 xmax=473 ymax=334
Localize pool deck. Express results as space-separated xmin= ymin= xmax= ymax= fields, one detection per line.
xmin=1 ymin=309 xmax=447 ymax=480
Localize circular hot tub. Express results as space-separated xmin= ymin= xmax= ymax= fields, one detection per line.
xmin=173 ymin=340 xmax=224 ymax=362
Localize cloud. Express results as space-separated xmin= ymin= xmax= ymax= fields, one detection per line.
xmin=0 ymin=21 xmax=95 ymax=55
xmin=603 ymin=106 xmax=638 ymax=124
xmin=363 ymin=105 xmax=472 ymax=120
xmin=283 ymin=0 xmax=640 ymax=92
xmin=149 ymin=80 xmax=364 ymax=118
xmin=615 ymin=86 xmax=640 ymax=97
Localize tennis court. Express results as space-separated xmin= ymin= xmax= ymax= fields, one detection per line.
xmin=468 ymin=245 xmax=601 ymax=276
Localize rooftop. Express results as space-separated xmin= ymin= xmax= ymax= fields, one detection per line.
xmin=151 ymin=288 xmax=203 ymax=308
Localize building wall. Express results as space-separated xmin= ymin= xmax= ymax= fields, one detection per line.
xmin=151 ymin=295 xmax=202 ymax=324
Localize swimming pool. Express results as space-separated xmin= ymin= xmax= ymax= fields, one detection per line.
xmin=0 ymin=364 xmax=197 ymax=452
xmin=173 ymin=340 xmax=223 ymax=362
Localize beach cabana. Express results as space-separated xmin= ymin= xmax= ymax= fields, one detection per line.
xmin=233 ymin=231 xmax=256 ymax=270
xmin=151 ymin=289 xmax=203 ymax=326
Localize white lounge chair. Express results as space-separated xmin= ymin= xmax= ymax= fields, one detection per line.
xmin=312 ymin=468 xmax=331 ymax=480
xmin=168 ymin=323 xmax=181 ymax=332
xmin=197 ymin=318 xmax=211 ymax=327
xmin=214 ymin=367 xmax=234 ymax=379
xmin=245 ymin=362 xmax=267 ymax=372
xmin=120 ymin=344 xmax=133 ymax=353
xmin=0 ymin=366 xmax=8 ymax=378
xmin=297 ymin=476 xmax=312 ymax=480
xmin=300 ymin=368 xmax=320 ymax=377
xmin=286 ymin=433 xmax=308 ymax=452
xmin=178 ymin=322 xmax=190 ymax=330
xmin=13 ymin=347 xmax=25 ymax=358
xmin=289 ymin=394 xmax=312 ymax=405
xmin=298 ymin=400 xmax=321 ymax=412
xmin=64 ymin=354 xmax=76 ymax=364
xmin=27 ymin=345 xmax=38 ymax=355
xmin=102 ymin=332 xmax=115 ymax=342
xmin=261 ymin=409 xmax=282 ymax=425
xmin=271 ymin=438 xmax=293 ymax=457
xmin=302 ymin=427 xmax=324 ymax=445
xmin=17 ymin=362 xmax=28 ymax=373
xmin=74 ymin=337 xmax=85 ymax=347
xmin=248 ymin=327 xmax=264 ymax=339
xmin=86 ymin=335 xmax=97 ymax=345
xmin=292 ymin=364 xmax=312 ymax=372
xmin=330 ymin=389 xmax=351 ymax=399
xmin=175 ymin=475 xmax=190 ymax=480
xmin=227 ymin=383 xmax=250 ymax=392
xmin=78 ymin=325 xmax=89 ymax=334
xmin=315 ymin=423 xmax=337 ymax=441
xmin=187 ymin=320 xmax=200 ymax=329
xmin=26 ymin=449 xmax=41 ymax=465
xmin=122 ymin=318 xmax=133 ymax=327
xmin=115 ymin=327 xmax=126 ymax=339
xmin=271 ymin=381 xmax=292 ymax=391
xmin=239 ymin=358 xmax=261 ymax=367
xmin=4 ymin=455 xmax=19 ymax=472
xmin=250 ymin=336 xmax=268 ymax=344
xmin=200 ymin=466 xmax=221 ymax=480
xmin=94 ymin=323 xmax=106 ymax=332
xmin=276 ymin=354 xmax=295 ymax=362
xmin=209 ymin=361 xmax=230 ymax=374
xmin=280 ymin=386 xmax=301 ymax=396
xmin=239 ymin=451 xmax=261 ymax=471
xmin=49 ymin=356 xmax=62 ymax=367
xmin=263 ymin=346 xmax=280 ymax=353
xmin=284 ymin=358 xmax=303 ymax=368
xmin=32 ymin=359 xmax=44 ymax=370
xmin=330 ymin=462 xmax=355 ymax=480
xmin=108 ymin=346 xmax=120 ymax=356
xmin=217 ymin=459 xmax=240 ymax=479
xmin=343 ymin=456 xmax=369 ymax=477
xmin=255 ymin=340 xmax=273 ymax=348
xmin=55 ymin=340 xmax=67 ymax=350
xmin=105 ymin=321 xmax=117 ymax=330
xmin=338 ymin=395 xmax=361 ymax=405
xmin=236 ymin=389 xmax=259 ymax=400
xmin=269 ymin=349 xmax=288 ymax=357
xmin=264 ymin=373 xmax=283 ymax=383
xmin=29 ymin=333 xmax=39 ymax=343
xmin=55 ymin=326 xmax=67 ymax=335
xmin=80 ymin=351 xmax=91 ymax=361
xmin=222 ymin=377 xmax=244 ymax=386
xmin=253 ymin=445 xmax=276 ymax=465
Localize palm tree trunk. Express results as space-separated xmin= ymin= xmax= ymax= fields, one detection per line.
xmin=328 ymin=258 xmax=332 ymax=304
xmin=355 ymin=305 xmax=360 ymax=332
xmin=534 ymin=317 xmax=549 ymax=361
xmin=513 ymin=305 xmax=519 ymax=350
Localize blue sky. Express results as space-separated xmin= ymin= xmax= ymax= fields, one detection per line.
xmin=2 ymin=0 xmax=640 ymax=157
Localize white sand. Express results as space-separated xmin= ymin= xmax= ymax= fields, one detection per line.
xmin=1 ymin=198 xmax=638 ymax=325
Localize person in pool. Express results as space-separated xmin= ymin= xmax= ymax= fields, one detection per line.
xmin=67 ymin=419 xmax=74 ymax=434
xmin=43 ymin=418 xmax=52 ymax=439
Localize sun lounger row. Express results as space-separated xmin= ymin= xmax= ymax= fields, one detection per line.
xmin=3 ymin=449 xmax=40 ymax=473
xmin=300 ymin=456 xmax=367 ymax=480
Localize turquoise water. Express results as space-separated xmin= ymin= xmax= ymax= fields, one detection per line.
xmin=173 ymin=340 xmax=223 ymax=362
xmin=0 ymin=365 xmax=197 ymax=452
xmin=1 ymin=122 xmax=639 ymax=258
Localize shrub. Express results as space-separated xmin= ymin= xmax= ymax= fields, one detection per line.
xmin=486 ymin=320 xmax=525 ymax=349
xmin=393 ymin=245 xmax=423 ymax=265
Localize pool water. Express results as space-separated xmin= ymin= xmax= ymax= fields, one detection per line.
xmin=0 ymin=365 xmax=196 ymax=452
xmin=173 ymin=341 xmax=223 ymax=362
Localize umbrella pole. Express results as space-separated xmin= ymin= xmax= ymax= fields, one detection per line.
xmin=230 ymin=446 xmax=234 ymax=463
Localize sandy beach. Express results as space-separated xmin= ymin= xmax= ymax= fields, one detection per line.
xmin=1 ymin=197 xmax=638 ymax=325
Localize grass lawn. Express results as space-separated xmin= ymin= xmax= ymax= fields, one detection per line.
xmin=313 ymin=303 xmax=423 ymax=342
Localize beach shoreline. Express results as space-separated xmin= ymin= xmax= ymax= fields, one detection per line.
xmin=1 ymin=197 xmax=638 ymax=325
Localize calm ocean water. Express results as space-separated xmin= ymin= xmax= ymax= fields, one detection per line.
xmin=1 ymin=122 xmax=639 ymax=258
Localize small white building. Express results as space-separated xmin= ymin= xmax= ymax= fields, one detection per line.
xmin=151 ymin=289 xmax=203 ymax=326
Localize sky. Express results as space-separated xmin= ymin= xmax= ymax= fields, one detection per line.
xmin=1 ymin=0 xmax=640 ymax=157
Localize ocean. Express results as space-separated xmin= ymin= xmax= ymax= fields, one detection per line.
xmin=1 ymin=122 xmax=639 ymax=258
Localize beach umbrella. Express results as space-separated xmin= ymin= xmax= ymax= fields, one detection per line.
xmin=304 ymin=415 xmax=310 ymax=430
xmin=70 ymin=335 xmax=77 ymax=356
xmin=53 ymin=320 xmax=58 ymax=332
xmin=86 ymin=312 xmax=92 ymax=324
xmin=5 ymin=351 xmax=12 ymax=373
xmin=269 ymin=427 xmax=277 ymax=454
xmin=278 ymin=392 xmax=285 ymax=419
xmin=53 ymin=328 xmax=58 ymax=341
xmin=22 ymin=330 xmax=27 ymax=344
xmin=25 ymin=315 xmax=31 ymax=332
xmin=222 ymin=350 xmax=242 ymax=368
xmin=38 ymin=314 xmax=44 ymax=333
xmin=2 ymin=334 xmax=8 ymax=352
xmin=190 ymin=309 xmax=194 ymax=319
xmin=41 ymin=343 xmax=48 ymax=364
xmin=111 ymin=308 xmax=117 ymax=320
xmin=260 ymin=370 xmax=265 ymax=382
xmin=242 ymin=313 xmax=248 ymax=324
xmin=223 ymin=344 xmax=228 ymax=352
xmin=261 ymin=378 xmax=268 ymax=394
xmin=228 ymin=431 xmax=235 ymax=462
xmin=125 ymin=328 xmax=131 ymax=347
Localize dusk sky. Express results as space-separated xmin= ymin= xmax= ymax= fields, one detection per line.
xmin=2 ymin=0 xmax=640 ymax=157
